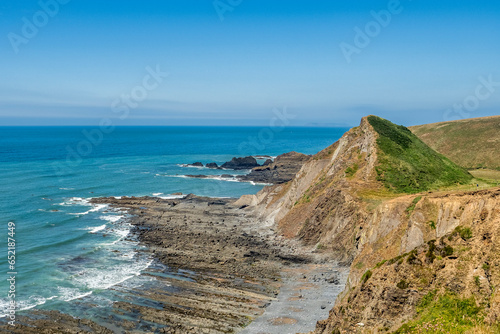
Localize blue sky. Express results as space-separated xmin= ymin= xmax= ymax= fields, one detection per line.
xmin=1 ymin=0 xmax=499 ymax=126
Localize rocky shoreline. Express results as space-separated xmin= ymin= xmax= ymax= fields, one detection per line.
xmin=1 ymin=194 xmax=346 ymax=333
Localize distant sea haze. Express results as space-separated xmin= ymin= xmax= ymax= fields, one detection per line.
xmin=0 ymin=126 xmax=347 ymax=318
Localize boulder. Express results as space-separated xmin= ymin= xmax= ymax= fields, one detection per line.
xmin=206 ymin=162 xmax=219 ymax=169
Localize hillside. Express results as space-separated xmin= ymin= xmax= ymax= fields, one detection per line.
xmin=243 ymin=115 xmax=500 ymax=333
xmin=410 ymin=116 xmax=500 ymax=170
xmin=368 ymin=116 xmax=472 ymax=193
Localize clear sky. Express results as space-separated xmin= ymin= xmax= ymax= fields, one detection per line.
xmin=1 ymin=0 xmax=499 ymax=126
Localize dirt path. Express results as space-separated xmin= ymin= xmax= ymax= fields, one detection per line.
xmin=240 ymin=264 xmax=348 ymax=334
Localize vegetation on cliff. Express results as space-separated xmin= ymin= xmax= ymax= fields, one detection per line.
xmin=367 ymin=116 xmax=473 ymax=193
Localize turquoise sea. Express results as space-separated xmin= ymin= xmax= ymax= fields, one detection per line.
xmin=0 ymin=126 xmax=347 ymax=321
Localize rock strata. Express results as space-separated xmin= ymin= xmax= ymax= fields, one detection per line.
xmin=238 ymin=151 xmax=310 ymax=184
xmin=221 ymin=156 xmax=260 ymax=170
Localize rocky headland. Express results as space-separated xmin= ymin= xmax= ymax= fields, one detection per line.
xmin=3 ymin=115 xmax=499 ymax=334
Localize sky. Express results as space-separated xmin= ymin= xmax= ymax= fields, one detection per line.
xmin=0 ymin=0 xmax=499 ymax=126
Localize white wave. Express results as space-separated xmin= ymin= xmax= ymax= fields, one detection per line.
xmin=59 ymin=197 xmax=91 ymax=207
xmin=99 ymin=215 xmax=124 ymax=223
xmin=88 ymin=224 xmax=107 ymax=234
xmin=101 ymin=226 xmax=131 ymax=246
xmin=0 ymin=295 xmax=58 ymax=318
xmin=161 ymin=174 xmax=189 ymax=179
xmin=72 ymin=258 xmax=154 ymax=291
xmin=249 ymin=181 xmax=273 ymax=186
xmin=67 ymin=203 xmax=108 ymax=216
xmin=113 ymin=196 xmax=122 ymax=199
xmin=58 ymin=287 xmax=93 ymax=302
xmin=152 ymin=192 xmax=163 ymax=196
xmin=59 ymin=187 xmax=75 ymax=190
xmin=158 ymin=194 xmax=186 ymax=200
xmin=178 ymin=164 xmax=206 ymax=169
xmin=113 ymin=228 xmax=130 ymax=240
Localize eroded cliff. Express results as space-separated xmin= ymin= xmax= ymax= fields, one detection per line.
xmin=242 ymin=116 xmax=499 ymax=333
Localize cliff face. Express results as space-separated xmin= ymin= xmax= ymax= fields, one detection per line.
xmin=252 ymin=116 xmax=379 ymax=262
xmin=243 ymin=116 xmax=500 ymax=333
xmin=314 ymin=189 xmax=500 ymax=333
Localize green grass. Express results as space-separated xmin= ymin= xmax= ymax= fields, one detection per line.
xmin=428 ymin=220 xmax=436 ymax=229
xmin=345 ymin=163 xmax=359 ymax=177
xmin=394 ymin=292 xmax=484 ymax=333
xmin=367 ymin=116 xmax=473 ymax=193
xmin=452 ymin=226 xmax=473 ymax=241
xmin=405 ymin=196 xmax=422 ymax=217
xmin=410 ymin=116 xmax=500 ymax=170
xmin=361 ymin=270 xmax=372 ymax=285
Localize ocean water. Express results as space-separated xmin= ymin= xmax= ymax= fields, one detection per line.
xmin=0 ymin=126 xmax=347 ymax=319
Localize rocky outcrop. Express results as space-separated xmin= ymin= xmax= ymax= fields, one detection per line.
xmin=188 ymin=162 xmax=204 ymax=167
xmin=221 ymin=156 xmax=260 ymax=170
xmin=238 ymin=152 xmax=311 ymax=184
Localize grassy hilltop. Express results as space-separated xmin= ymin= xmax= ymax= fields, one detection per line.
xmin=367 ymin=116 xmax=473 ymax=193
xmin=410 ymin=116 xmax=500 ymax=170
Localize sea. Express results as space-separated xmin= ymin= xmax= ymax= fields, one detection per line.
xmin=0 ymin=126 xmax=347 ymax=324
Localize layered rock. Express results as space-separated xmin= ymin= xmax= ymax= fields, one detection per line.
xmin=221 ymin=156 xmax=260 ymax=170
xmin=238 ymin=152 xmax=311 ymax=184
xmin=242 ymin=116 xmax=499 ymax=332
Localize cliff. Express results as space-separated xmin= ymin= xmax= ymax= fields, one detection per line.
xmin=242 ymin=116 xmax=499 ymax=333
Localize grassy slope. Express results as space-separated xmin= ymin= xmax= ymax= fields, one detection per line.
xmin=410 ymin=116 xmax=500 ymax=170
xmin=367 ymin=116 xmax=473 ymax=193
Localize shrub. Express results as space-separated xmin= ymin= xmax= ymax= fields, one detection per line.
xmin=397 ymin=280 xmax=409 ymax=289
xmin=345 ymin=163 xmax=359 ymax=177
xmin=428 ymin=220 xmax=436 ymax=229
xmin=454 ymin=226 xmax=473 ymax=240
xmin=375 ymin=260 xmax=387 ymax=268
xmin=460 ymin=227 xmax=473 ymax=240
xmin=474 ymin=276 xmax=481 ymax=287
xmin=442 ymin=245 xmax=454 ymax=257
xmin=426 ymin=240 xmax=437 ymax=263
xmin=361 ymin=270 xmax=373 ymax=285
xmin=407 ymin=249 xmax=420 ymax=265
